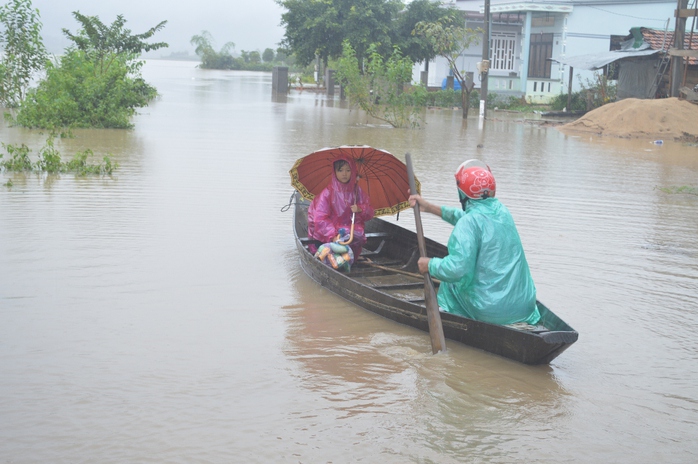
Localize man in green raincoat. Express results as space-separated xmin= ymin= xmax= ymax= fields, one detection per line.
xmin=408 ymin=160 xmax=540 ymax=326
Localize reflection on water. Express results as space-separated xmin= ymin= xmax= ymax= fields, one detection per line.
xmin=283 ymin=268 xmax=573 ymax=461
xmin=1 ymin=60 xmax=697 ymax=462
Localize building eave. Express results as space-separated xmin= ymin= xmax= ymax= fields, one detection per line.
xmin=481 ymin=3 xmax=574 ymax=14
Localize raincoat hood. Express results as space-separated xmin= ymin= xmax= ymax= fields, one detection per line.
xmin=329 ymin=155 xmax=359 ymax=196
xmin=306 ymin=154 xmax=375 ymax=258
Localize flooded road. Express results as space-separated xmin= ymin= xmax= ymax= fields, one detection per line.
xmin=1 ymin=60 xmax=697 ymax=462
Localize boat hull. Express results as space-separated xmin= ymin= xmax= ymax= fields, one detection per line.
xmin=293 ymin=193 xmax=577 ymax=365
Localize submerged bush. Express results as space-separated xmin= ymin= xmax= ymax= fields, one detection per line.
xmin=402 ymin=87 xmax=475 ymax=109
xmin=15 ymin=50 xmax=157 ymax=129
xmin=657 ymin=185 xmax=698 ymax=196
xmin=1 ymin=139 xmax=117 ymax=175
xmin=65 ymin=149 xmax=117 ymax=175
xmin=549 ymin=92 xmax=586 ymax=112
xmin=0 ymin=143 xmax=32 ymax=171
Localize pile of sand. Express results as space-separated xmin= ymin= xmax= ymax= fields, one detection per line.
xmin=557 ymin=97 xmax=698 ymax=140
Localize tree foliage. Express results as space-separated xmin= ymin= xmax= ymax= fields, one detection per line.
xmin=396 ymin=0 xmax=460 ymax=64
xmin=16 ymin=50 xmax=157 ymax=129
xmin=277 ymin=0 xmax=461 ymax=71
xmin=336 ymin=41 xmax=421 ymax=128
xmin=277 ymin=0 xmax=402 ymax=68
xmin=190 ymin=30 xmax=238 ymax=69
xmin=62 ymin=11 xmax=167 ymax=74
xmin=0 ymin=0 xmax=47 ymax=107
xmin=262 ymin=48 xmax=275 ymax=63
xmin=1 ymin=139 xmax=117 ymax=176
xmin=414 ymin=17 xmax=481 ymax=118
xmin=247 ymin=50 xmax=261 ymax=64
xmin=15 ymin=12 xmax=166 ymax=129
xmin=275 ymin=48 xmax=289 ymax=64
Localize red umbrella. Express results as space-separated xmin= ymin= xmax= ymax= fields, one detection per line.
xmin=289 ymin=145 xmax=420 ymax=217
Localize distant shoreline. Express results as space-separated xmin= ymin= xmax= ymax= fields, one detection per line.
xmin=149 ymin=55 xmax=201 ymax=62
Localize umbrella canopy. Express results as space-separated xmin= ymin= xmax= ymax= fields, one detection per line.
xmin=290 ymin=145 xmax=420 ymax=217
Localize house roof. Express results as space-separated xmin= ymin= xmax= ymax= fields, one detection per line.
xmin=632 ymin=27 xmax=698 ymax=65
xmin=555 ymin=26 xmax=698 ymax=70
xmin=554 ymin=49 xmax=659 ymax=70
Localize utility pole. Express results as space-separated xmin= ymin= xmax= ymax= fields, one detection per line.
xmin=670 ymin=0 xmax=688 ymax=96
xmin=479 ymin=0 xmax=491 ymax=119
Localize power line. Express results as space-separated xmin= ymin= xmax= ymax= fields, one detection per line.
xmin=587 ymin=5 xmax=671 ymax=22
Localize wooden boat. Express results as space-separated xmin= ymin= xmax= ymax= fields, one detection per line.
xmin=293 ymin=193 xmax=578 ymax=365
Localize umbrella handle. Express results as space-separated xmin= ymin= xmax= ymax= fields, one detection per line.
xmin=338 ymin=212 xmax=355 ymax=245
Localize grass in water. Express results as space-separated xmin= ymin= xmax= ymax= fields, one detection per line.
xmin=1 ymin=138 xmax=117 ymax=177
xmin=656 ymin=186 xmax=698 ymax=196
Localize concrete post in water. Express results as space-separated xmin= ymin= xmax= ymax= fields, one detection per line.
xmin=567 ymin=66 xmax=574 ymax=111
xmin=520 ymin=11 xmax=532 ymax=96
xmin=272 ymin=66 xmax=289 ymax=94
xmin=314 ymin=54 xmax=323 ymax=88
xmin=446 ymin=75 xmax=454 ymax=90
xmin=480 ymin=0 xmax=491 ymax=119
xmin=325 ymin=69 xmax=336 ymax=96
xmin=670 ymin=0 xmax=688 ymax=97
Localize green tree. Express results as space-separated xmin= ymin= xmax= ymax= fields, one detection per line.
xmin=190 ymin=30 xmax=237 ymax=69
xmin=0 ymin=0 xmax=47 ymax=107
xmin=62 ymin=11 xmax=167 ymax=74
xmin=17 ymin=50 xmax=157 ymax=129
xmin=15 ymin=12 xmax=167 ymax=129
xmin=395 ymin=0 xmax=459 ymax=65
xmin=275 ymin=48 xmax=289 ymax=64
xmin=262 ymin=48 xmax=275 ymax=63
xmin=414 ymin=17 xmax=481 ymax=118
xmin=276 ymin=0 xmax=402 ymax=68
xmin=336 ymin=41 xmax=420 ymax=128
xmin=248 ymin=50 xmax=261 ymax=64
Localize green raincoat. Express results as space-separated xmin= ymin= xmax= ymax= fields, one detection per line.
xmin=428 ymin=198 xmax=540 ymax=325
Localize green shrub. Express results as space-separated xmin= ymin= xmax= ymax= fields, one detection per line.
xmin=0 ymin=142 xmax=32 ymax=171
xmin=433 ymin=89 xmax=460 ymax=107
xmin=35 ymin=139 xmax=63 ymax=173
xmin=16 ymin=50 xmax=157 ymax=129
xmin=1 ymin=140 xmax=117 ymax=175
xmin=549 ymin=92 xmax=586 ymax=112
xmin=403 ymin=84 xmax=429 ymax=107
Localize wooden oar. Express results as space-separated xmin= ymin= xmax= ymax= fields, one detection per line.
xmin=406 ymin=153 xmax=446 ymax=354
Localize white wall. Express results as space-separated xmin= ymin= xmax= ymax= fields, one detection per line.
xmin=417 ymin=1 xmax=677 ymax=95
xmin=562 ymin=2 xmax=674 ymax=92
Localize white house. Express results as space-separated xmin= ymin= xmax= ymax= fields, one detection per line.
xmin=417 ymin=0 xmax=677 ymax=102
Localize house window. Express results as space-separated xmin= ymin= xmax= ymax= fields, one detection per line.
xmin=490 ymin=32 xmax=516 ymax=71
xmin=528 ymin=33 xmax=553 ymax=78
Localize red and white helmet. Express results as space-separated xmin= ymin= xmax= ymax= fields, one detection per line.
xmin=455 ymin=159 xmax=496 ymax=200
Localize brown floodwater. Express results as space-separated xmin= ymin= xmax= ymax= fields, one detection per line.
xmin=1 ymin=60 xmax=697 ymax=462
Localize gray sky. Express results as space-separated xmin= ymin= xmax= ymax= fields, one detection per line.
xmin=30 ymin=0 xmax=287 ymax=57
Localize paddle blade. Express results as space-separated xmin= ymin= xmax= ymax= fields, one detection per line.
xmin=405 ymin=152 xmax=446 ymax=354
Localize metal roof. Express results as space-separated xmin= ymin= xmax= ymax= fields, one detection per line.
xmin=554 ymin=26 xmax=698 ymax=70
xmin=554 ymin=49 xmax=660 ymax=70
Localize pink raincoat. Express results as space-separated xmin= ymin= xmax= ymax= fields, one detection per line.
xmin=307 ymin=157 xmax=374 ymax=257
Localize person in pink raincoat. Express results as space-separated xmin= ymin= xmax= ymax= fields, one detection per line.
xmin=307 ymin=157 xmax=374 ymax=258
